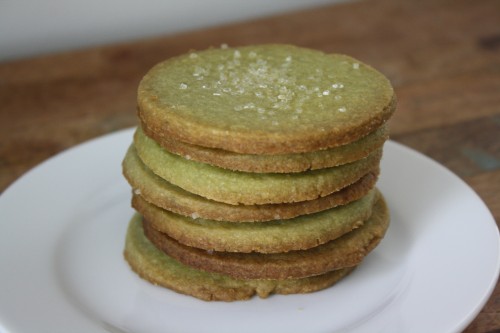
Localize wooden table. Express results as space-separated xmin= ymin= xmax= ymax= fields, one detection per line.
xmin=0 ymin=0 xmax=498 ymax=331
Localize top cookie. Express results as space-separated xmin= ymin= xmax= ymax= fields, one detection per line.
xmin=138 ymin=44 xmax=395 ymax=154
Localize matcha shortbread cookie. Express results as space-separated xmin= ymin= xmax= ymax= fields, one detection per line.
xmin=123 ymin=144 xmax=379 ymax=222
xmin=133 ymin=128 xmax=382 ymax=205
xmin=141 ymin=124 xmax=388 ymax=173
xmin=138 ymin=44 xmax=395 ymax=154
xmin=124 ymin=214 xmax=355 ymax=301
xmin=123 ymin=44 xmax=396 ymax=301
xmin=143 ymin=194 xmax=389 ymax=280
xmin=132 ymin=189 xmax=378 ymax=253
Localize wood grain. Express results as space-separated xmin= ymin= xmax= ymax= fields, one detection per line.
xmin=0 ymin=0 xmax=498 ymax=331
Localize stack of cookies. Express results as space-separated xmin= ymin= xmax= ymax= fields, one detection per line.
xmin=122 ymin=44 xmax=396 ymax=301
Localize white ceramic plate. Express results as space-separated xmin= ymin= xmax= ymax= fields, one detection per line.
xmin=0 ymin=128 xmax=498 ymax=333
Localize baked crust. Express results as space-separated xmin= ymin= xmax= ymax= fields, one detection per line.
xmin=137 ymin=44 xmax=395 ymax=154
xmin=140 ymin=124 xmax=388 ymax=173
xmin=124 ymin=213 xmax=355 ymax=301
xmin=123 ymin=144 xmax=379 ymax=222
xmin=132 ymin=189 xmax=379 ymax=253
xmin=143 ymin=194 xmax=389 ymax=280
xmin=133 ymin=129 xmax=383 ymax=205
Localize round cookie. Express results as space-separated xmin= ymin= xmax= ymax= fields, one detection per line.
xmin=124 ymin=213 xmax=356 ymax=301
xmin=123 ymin=144 xmax=379 ymax=222
xmin=138 ymin=44 xmax=395 ymax=154
xmin=143 ymin=194 xmax=389 ymax=279
xmin=141 ymin=124 xmax=388 ymax=173
xmin=132 ymin=189 xmax=378 ymax=253
xmin=133 ymin=129 xmax=383 ymax=205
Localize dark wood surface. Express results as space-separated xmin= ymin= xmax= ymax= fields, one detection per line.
xmin=0 ymin=0 xmax=498 ymax=331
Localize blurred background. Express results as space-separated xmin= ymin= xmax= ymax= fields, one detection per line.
xmin=0 ymin=0 xmax=347 ymax=61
